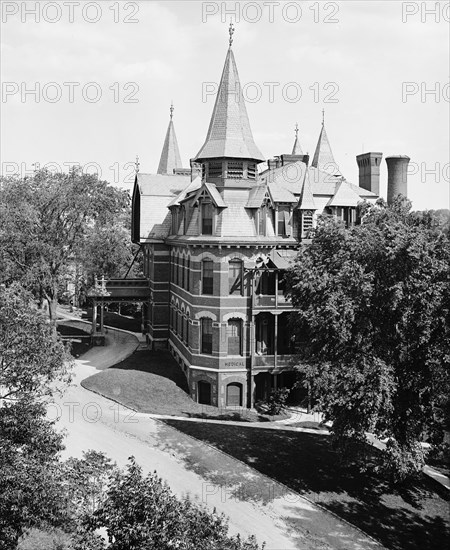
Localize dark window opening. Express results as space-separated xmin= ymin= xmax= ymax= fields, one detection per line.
xmin=202 ymin=260 xmax=213 ymax=295
xmin=229 ymin=260 xmax=243 ymax=295
xmin=201 ymin=202 xmax=213 ymax=235
xmin=201 ymin=318 xmax=213 ymax=354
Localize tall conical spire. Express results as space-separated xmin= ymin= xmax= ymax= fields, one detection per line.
xmin=292 ymin=123 xmax=303 ymax=155
xmin=157 ymin=103 xmax=183 ymax=175
xmin=311 ymin=110 xmax=340 ymax=174
xmin=194 ymin=25 xmax=264 ymax=163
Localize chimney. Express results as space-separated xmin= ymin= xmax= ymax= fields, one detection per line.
xmin=356 ymin=152 xmax=383 ymax=195
xmin=386 ymin=155 xmax=410 ymax=205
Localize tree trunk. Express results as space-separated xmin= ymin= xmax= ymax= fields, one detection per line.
xmin=47 ymin=297 xmax=58 ymax=323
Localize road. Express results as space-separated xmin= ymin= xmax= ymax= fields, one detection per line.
xmin=51 ymin=321 xmax=384 ymax=550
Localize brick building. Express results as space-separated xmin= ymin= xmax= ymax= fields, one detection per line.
xmin=131 ymin=30 xmax=408 ymax=409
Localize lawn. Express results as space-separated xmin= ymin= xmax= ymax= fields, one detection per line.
xmin=56 ymin=324 xmax=92 ymax=358
xmin=81 ymin=350 xmax=286 ymax=422
xmin=162 ymin=419 xmax=450 ymax=550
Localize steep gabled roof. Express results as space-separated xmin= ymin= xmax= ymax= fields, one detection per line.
xmin=136 ymin=173 xmax=189 ymax=196
xmin=167 ymin=176 xmax=202 ymax=207
xmin=297 ymin=170 xmax=316 ymax=210
xmin=292 ymin=124 xmax=303 ymax=155
xmin=194 ymin=46 xmax=264 ymax=162
xmin=157 ymin=114 xmax=183 ymax=175
xmin=246 ymin=185 xmax=269 ymax=208
xmin=268 ymin=183 xmax=297 ymax=203
xmin=327 ymin=179 xmax=362 ymax=207
xmin=184 ymin=182 xmax=227 ymax=208
xmin=311 ymin=122 xmax=340 ymax=175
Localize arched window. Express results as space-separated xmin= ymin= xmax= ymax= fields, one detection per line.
xmin=174 ymin=255 xmax=178 ymax=286
xmin=226 ymin=383 xmax=243 ymax=407
xmin=180 ymin=308 xmax=185 ymax=341
xmin=228 ymin=260 xmax=243 ymax=295
xmin=181 ymin=256 xmax=185 ymax=289
xmin=201 ymin=318 xmax=213 ymax=354
xmin=186 ymin=257 xmax=190 ymax=292
xmin=227 ymin=319 xmax=242 ymax=356
xmin=186 ymin=317 xmax=190 ymax=347
xmin=202 ymin=260 xmax=213 ymax=295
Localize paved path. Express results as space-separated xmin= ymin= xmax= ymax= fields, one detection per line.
xmin=52 ymin=318 xmax=384 ymax=549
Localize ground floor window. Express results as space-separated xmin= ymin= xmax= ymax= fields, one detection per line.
xmin=226 ymin=382 xmax=242 ymax=407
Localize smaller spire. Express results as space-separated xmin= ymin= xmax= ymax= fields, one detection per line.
xmin=292 ymin=122 xmax=303 ymax=155
xmin=229 ymin=20 xmax=235 ymax=48
xmin=322 ymin=108 xmax=325 ymax=126
xmin=135 ymin=154 xmax=140 ymax=174
xmin=170 ymin=101 xmax=174 ymax=120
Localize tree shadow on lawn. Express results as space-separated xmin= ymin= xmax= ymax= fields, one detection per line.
xmin=162 ymin=420 xmax=450 ymax=550
xmin=112 ymin=350 xmax=191 ymax=392
xmin=84 ymin=350 xmax=266 ymax=421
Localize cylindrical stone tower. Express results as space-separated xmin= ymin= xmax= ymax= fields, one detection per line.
xmin=386 ymin=155 xmax=410 ymax=205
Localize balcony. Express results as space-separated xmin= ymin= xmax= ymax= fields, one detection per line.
xmin=253 ymin=293 xmax=292 ymax=311
xmin=254 ymin=354 xmax=293 ymax=367
xmin=88 ymin=278 xmax=151 ymax=302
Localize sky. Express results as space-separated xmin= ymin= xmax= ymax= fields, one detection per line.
xmin=1 ymin=0 xmax=449 ymax=209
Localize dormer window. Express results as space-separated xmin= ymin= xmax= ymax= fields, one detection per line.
xmin=257 ymin=205 xmax=266 ymax=235
xmin=171 ymin=208 xmax=179 ymax=235
xmin=201 ymin=201 xmax=213 ymax=235
xmin=277 ymin=206 xmax=292 ymax=237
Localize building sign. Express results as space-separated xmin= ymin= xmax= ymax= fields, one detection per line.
xmin=224 ymin=360 xmax=245 ymax=368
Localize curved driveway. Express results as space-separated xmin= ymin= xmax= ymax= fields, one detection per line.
xmin=52 ymin=320 xmax=384 ymax=550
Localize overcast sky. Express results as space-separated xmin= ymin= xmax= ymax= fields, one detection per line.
xmin=1 ymin=0 xmax=449 ymax=209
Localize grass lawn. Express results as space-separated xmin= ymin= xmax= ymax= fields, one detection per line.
xmin=57 ymin=324 xmax=92 ymax=358
xmin=81 ymin=350 xmax=286 ymax=422
xmin=82 ymin=308 xmax=142 ymax=332
xmin=162 ymin=419 xmax=450 ymax=550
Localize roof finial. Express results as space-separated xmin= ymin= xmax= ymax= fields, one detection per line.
xmin=322 ymin=108 xmax=325 ymax=126
xmin=135 ymin=154 xmax=140 ymax=174
xmin=229 ymin=20 xmax=235 ymax=47
xmin=295 ymin=122 xmax=299 ymax=138
xmin=170 ymin=101 xmax=174 ymax=120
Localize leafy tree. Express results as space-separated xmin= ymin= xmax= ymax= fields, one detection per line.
xmin=0 ymin=169 xmax=132 ymax=320
xmin=93 ymin=457 xmax=264 ymax=550
xmin=0 ymin=284 xmax=71 ymax=549
xmin=286 ymin=199 xmax=450 ymax=481
xmin=258 ymin=388 xmax=290 ymax=415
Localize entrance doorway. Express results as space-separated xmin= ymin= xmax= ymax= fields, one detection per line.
xmin=198 ymin=380 xmax=212 ymax=405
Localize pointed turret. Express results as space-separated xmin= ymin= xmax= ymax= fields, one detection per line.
xmin=292 ymin=123 xmax=303 ymax=155
xmin=311 ymin=110 xmax=340 ymax=174
xmin=194 ymin=24 xmax=264 ymax=164
xmin=157 ymin=103 xmax=183 ymax=175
